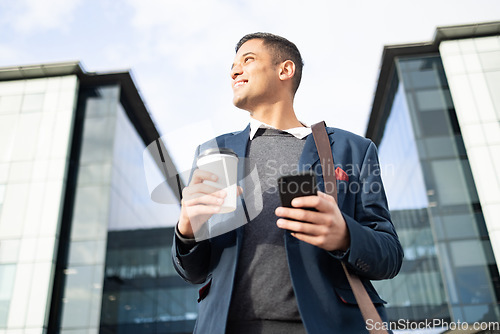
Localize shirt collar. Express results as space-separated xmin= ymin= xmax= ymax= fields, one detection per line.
xmin=249 ymin=118 xmax=311 ymax=140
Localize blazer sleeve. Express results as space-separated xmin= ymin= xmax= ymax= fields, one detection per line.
xmin=171 ymin=145 xmax=212 ymax=285
xmin=172 ymin=233 xmax=211 ymax=284
xmin=331 ymin=141 xmax=403 ymax=280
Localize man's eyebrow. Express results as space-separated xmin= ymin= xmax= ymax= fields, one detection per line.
xmin=242 ymin=51 xmax=256 ymax=57
xmin=231 ymin=52 xmax=256 ymax=69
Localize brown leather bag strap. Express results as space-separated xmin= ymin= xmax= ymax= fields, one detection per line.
xmin=311 ymin=121 xmax=388 ymax=334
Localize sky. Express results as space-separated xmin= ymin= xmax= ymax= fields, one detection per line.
xmin=1 ymin=0 xmax=499 ymax=173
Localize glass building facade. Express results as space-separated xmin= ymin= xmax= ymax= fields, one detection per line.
xmin=0 ymin=73 xmax=78 ymax=331
xmin=367 ymin=22 xmax=500 ymax=328
xmin=0 ymin=62 xmax=196 ymax=334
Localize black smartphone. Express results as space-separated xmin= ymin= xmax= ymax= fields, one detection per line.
xmin=278 ymin=171 xmax=318 ymax=209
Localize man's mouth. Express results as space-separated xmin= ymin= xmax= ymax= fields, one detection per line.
xmin=234 ymin=80 xmax=247 ymax=88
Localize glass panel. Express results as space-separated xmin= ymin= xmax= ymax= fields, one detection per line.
xmin=11 ymin=113 xmax=43 ymax=162
xmin=0 ymin=95 xmax=23 ymax=114
xmin=25 ymin=263 xmax=51 ymax=327
xmin=24 ymin=78 xmax=47 ymax=93
xmin=22 ymin=182 xmax=46 ymax=238
xmin=0 ymin=115 xmax=18 ymax=163
xmin=0 ymin=184 xmax=5 ymax=204
xmin=70 ymin=186 xmax=109 ymax=240
xmin=398 ymin=58 xmax=430 ymax=71
xmin=462 ymin=304 xmax=496 ymax=322
xmin=8 ymin=264 xmax=34 ymax=327
xmin=406 ymin=69 xmax=441 ymax=89
xmin=431 ymin=159 xmax=471 ymax=206
xmin=455 ymin=266 xmax=492 ymax=304
xmin=432 ymin=216 xmax=446 ymax=241
xmin=61 ymin=266 xmax=94 ymax=328
xmin=158 ymin=247 xmax=175 ymax=276
xmin=18 ymin=238 xmax=37 ymax=263
xmin=422 ymin=137 xmax=458 ymax=159
xmin=58 ymin=76 xmax=79 ymax=92
xmin=119 ymin=290 xmax=155 ymax=324
xmin=35 ymin=237 xmax=57 ymax=262
xmin=77 ymin=163 xmax=112 ymax=186
xmin=0 ymin=239 xmax=20 ymax=263
xmin=85 ymin=98 xmax=114 ymax=118
xmin=441 ymin=214 xmax=478 ymax=239
xmin=417 ymin=110 xmax=451 ymax=137
xmin=484 ymin=71 xmax=500 ymax=119
xmin=0 ymin=184 xmax=29 ymax=238
xmin=21 ymin=94 xmax=45 ymax=113
xmin=79 ymin=116 xmax=115 ymax=164
xmin=68 ymin=240 xmax=106 ymax=266
xmin=7 ymin=161 xmax=33 ymax=184
xmin=43 ymin=92 xmax=59 ymax=112
xmin=33 ymin=111 xmax=56 ymax=160
xmin=451 ymin=241 xmax=487 ymax=267
xmin=0 ymin=164 xmax=8 ymax=184
xmin=57 ymin=91 xmax=77 ymax=112
xmin=0 ymin=81 xmax=24 ymax=95
xmin=50 ymin=108 xmax=75 ymax=159
xmin=0 ymin=265 xmax=16 ymax=327
xmin=479 ymin=51 xmax=500 ymax=70
xmin=38 ymin=180 xmax=65 ymax=238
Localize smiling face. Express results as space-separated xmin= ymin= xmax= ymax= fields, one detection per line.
xmin=230 ymin=39 xmax=282 ymax=112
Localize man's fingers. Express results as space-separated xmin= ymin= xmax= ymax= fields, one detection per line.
xmin=184 ymin=192 xmax=225 ymax=207
xmin=183 ymin=182 xmax=225 ymax=199
xmin=290 ymin=192 xmax=336 ymax=213
xmin=277 ymin=218 xmax=323 ymax=235
xmin=185 ymin=203 xmax=221 ymax=217
xmin=275 ymin=206 xmax=323 ymax=224
xmin=190 ymin=168 xmax=218 ymax=185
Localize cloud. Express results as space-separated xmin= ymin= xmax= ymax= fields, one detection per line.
xmin=1 ymin=0 xmax=83 ymax=34
xmin=125 ymin=0 xmax=244 ymax=70
xmin=0 ymin=44 xmax=22 ymax=64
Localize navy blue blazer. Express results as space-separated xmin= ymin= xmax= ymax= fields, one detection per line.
xmin=173 ymin=124 xmax=403 ymax=334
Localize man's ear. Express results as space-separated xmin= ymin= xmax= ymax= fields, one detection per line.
xmin=279 ymin=60 xmax=295 ymax=82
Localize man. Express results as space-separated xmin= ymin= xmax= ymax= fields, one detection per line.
xmin=173 ymin=32 xmax=403 ymax=334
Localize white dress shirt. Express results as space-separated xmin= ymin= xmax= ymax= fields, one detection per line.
xmin=249 ymin=118 xmax=311 ymax=140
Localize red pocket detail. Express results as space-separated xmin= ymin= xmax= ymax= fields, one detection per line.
xmin=198 ymin=279 xmax=212 ymax=302
xmin=335 ymin=167 xmax=349 ymax=182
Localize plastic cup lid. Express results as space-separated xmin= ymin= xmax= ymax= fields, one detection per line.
xmin=198 ymin=148 xmax=238 ymax=159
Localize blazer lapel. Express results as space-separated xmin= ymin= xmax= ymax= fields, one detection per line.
xmin=219 ymin=124 xmax=251 ymax=245
xmin=298 ymin=127 xmax=345 ymax=208
xmin=222 ymin=124 xmax=250 ymax=160
xmin=220 ymin=124 xmax=250 ymax=184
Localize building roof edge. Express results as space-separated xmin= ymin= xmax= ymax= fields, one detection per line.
xmin=365 ymin=21 xmax=500 ymax=143
xmin=0 ymin=60 xmax=184 ymax=193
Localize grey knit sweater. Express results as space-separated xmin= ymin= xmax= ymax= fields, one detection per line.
xmin=227 ymin=128 xmax=307 ymax=333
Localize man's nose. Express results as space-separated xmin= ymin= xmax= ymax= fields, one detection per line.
xmin=231 ymin=64 xmax=242 ymax=80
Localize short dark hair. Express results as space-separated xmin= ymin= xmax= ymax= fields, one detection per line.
xmin=235 ymin=32 xmax=304 ymax=95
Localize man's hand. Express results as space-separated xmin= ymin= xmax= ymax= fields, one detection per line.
xmin=178 ymin=169 xmax=227 ymax=239
xmin=275 ymin=191 xmax=350 ymax=252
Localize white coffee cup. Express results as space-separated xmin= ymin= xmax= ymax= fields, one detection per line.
xmin=196 ymin=148 xmax=239 ymax=213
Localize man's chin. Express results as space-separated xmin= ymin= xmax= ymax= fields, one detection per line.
xmin=232 ymin=98 xmax=250 ymax=112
